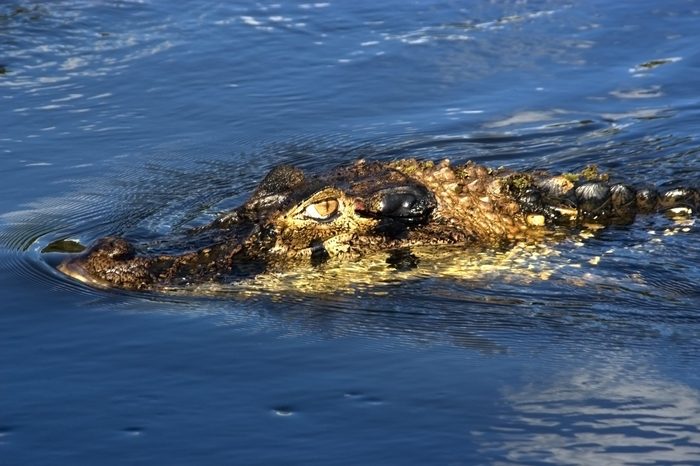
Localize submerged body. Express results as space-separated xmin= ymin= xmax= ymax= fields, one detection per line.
xmin=57 ymin=159 xmax=698 ymax=291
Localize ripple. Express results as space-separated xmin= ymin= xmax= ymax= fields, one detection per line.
xmin=271 ymin=406 xmax=295 ymax=417
xmin=382 ymin=8 xmax=561 ymax=46
xmin=0 ymin=0 xmax=177 ymax=140
xmin=0 ymin=134 xmax=698 ymax=351
xmin=611 ymin=86 xmax=664 ymax=99
xmin=121 ymin=426 xmax=144 ymax=437
xmin=629 ymin=57 xmax=682 ymax=74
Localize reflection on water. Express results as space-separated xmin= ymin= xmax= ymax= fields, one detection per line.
xmin=477 ymin=356 xmax=700 ymax=465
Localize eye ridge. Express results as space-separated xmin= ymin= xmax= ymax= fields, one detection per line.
xmin=304 ymin=198 xmax=340 ymax=220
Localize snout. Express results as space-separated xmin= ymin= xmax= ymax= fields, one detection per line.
xmin=57 ymin=257 xmax=111 ymax=288
xmin=55 ymin=237 xmax=144 ymax=289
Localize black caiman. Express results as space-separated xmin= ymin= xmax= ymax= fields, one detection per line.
xmin=57 ymin=159 xmax=698 ymax=291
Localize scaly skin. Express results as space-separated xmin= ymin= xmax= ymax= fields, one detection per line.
xmin=58 ymin=159 xmax=698 ymax=291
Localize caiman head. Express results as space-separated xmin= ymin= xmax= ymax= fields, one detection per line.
xmin=58 ymin=160 xmax=445 ymax=291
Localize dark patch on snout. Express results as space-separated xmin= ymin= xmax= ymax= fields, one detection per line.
xmin=309 ymin=239 xmax=330 ymax=266
xmin=372 ymin=217 xmax=412 ymax=240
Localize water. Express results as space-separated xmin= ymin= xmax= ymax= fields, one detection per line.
xmin=1 ymin=0 xmax=700 ymax=464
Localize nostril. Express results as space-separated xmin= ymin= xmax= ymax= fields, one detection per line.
xmin=94 ymin=237 xmax=136 ymax=260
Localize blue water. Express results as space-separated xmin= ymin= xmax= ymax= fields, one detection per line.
xmin=2 ymin=1 xmax=700 ymax=464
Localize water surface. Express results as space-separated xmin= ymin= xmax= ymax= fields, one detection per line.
xmin=1 ymin=1 xmax=700 ymax=464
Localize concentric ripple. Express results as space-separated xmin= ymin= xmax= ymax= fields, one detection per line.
xmin=0 ymin=129 xmax=698 ymax=349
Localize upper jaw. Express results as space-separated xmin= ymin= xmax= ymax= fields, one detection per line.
xmin=57 ymin=257 xmax=112 ymax=288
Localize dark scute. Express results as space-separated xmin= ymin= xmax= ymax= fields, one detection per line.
xmin=517 ymin=188 xmax=543 ymax=213
xmin=610 ymin=184 xmax=636 ymax=213
xmin=575 ymin=182 xmax=612 ymax=218
xmin=381 ymin=192 xmax=417 ymax=215
xmin=636 ymin=188 xmax=659 ymax=213
xmin=369 ymin=185 xmax=436 ymax=221
xmin=537 ymin=178 xmax=577 ymax=217
xmin=538 ymin=177 xmax=574 ymax=198
xmin=658 ymin=187 xmax=699 ymax=211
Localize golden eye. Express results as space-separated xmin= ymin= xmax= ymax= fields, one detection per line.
xmin=304 ymin=198 xmax=339 ymax=220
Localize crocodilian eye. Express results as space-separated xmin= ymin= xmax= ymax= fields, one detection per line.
xmin=304 ymin=198 xmax=339 ymax=220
